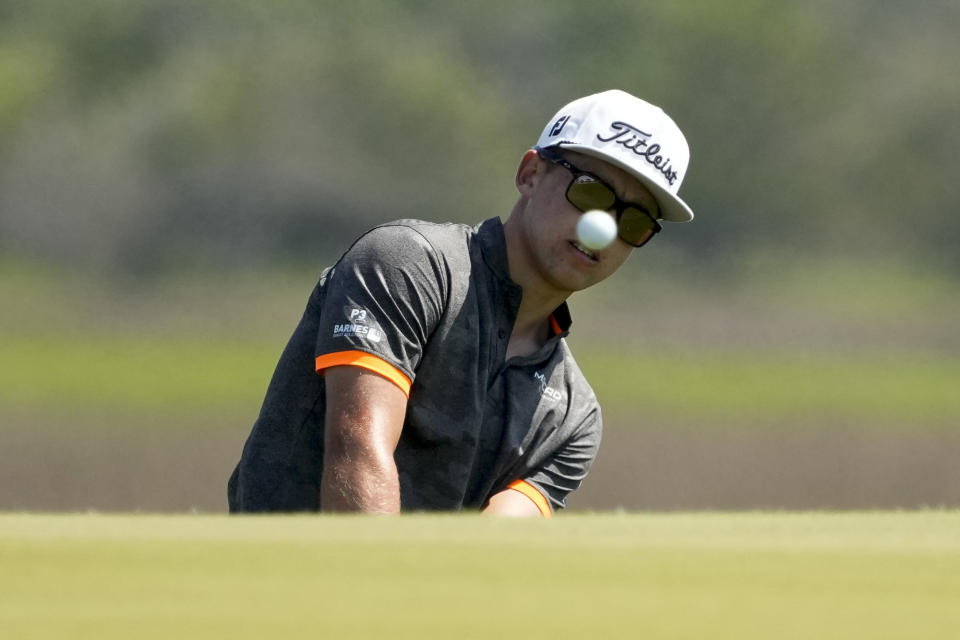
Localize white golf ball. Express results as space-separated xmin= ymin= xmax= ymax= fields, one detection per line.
xmin=576 ymin=210 xmax=617 ymax=251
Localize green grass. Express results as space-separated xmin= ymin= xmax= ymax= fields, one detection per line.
xmin=582 ymin=349 xmax=960 ymax=425
xmin=2 ymin=512 xmax=959 ymax=639
xmin=3 ymin=263 xmax=958 ymax=430
xmin=3 ymin=335 xmax=958 ymax=430
xmin=0 ymin=335 xmax=278 ymax=415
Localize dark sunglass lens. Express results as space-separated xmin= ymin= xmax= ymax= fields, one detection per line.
xmin=619 ymin=208 xmax=658 ymax=246
xmin=567 ymin=176 xmax=615 ymax=212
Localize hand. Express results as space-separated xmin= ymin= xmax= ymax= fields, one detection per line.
xmin=483 ymin=486 xmax=549 ymax=518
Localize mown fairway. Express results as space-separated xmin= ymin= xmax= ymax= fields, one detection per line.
xmin=2 ymin=512 xmax=959 ymax=639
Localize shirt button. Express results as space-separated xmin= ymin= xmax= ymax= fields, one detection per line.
xmin=498 ymin=329 xmax=506 ymax=339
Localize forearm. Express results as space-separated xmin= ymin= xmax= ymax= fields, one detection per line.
xmin=320 ymin=366 xmax=408 ymax=513
xmin=320 ymin=453 xmax=400 ymax=513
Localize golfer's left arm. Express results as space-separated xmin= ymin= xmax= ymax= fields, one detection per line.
xmin=484 ymin=415 xmax=601 ymax=518
xmin=484 ymin=484 xmax=546 ymax=517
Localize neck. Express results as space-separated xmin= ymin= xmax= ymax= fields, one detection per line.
xmin=501 ymin=211 xmax=569 ymax=358
xmin=512 ymin=286 xmax=564 ymax=334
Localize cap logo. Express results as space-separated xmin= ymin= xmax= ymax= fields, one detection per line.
xmin=549 ymin=115 xmax=571 ymax=137
xmin=597 ymin=121 xmax=680 ymax=186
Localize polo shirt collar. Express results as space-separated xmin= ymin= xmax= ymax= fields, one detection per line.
xmin=476 ymin=217 xmax=512 ymax=282
xmin=477 ymin=217 xmax=573 ymax=338
xmin=550 ymin=300 xmax=573 ymax=336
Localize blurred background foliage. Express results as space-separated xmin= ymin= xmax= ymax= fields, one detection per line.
xmin=1 ymin=0 xmax=958 ymax=275
xmin=2 ymin=1 xmax=959 ymax=511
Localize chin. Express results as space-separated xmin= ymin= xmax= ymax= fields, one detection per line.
xmin=548 ymin=272 xmax=597 ymax=294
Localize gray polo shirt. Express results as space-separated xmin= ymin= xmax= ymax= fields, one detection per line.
xmin=228 ymin=217 xmax=602 ymax=514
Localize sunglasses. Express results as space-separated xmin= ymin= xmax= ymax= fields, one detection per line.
xmin=537 ymin=147 xmax=662 ymax=248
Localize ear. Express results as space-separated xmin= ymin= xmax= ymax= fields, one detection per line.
xmin=515 ymin=148 xmax=546 ymax=196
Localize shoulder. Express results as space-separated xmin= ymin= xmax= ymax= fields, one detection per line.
xmin=325 ymin=219 xmax=483 ymax=302
xmin=343 ymin=219 xmax=473 ymax=263
xmin=376 ymin=219 xmax=475 ymax=256
xmin=557 ymin=341 xmax=594 ymax=391
xmin=557 ymin=341 xmax=602 ymax=426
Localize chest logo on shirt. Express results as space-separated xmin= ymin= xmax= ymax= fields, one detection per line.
xmin=534 ymin=371 xmax=563 ymax=402
xmin=332 ymin=307 xmax=382 ymax=342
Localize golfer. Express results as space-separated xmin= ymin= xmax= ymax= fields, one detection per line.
xmin=228 ymin=89 xmax=695 ymax=517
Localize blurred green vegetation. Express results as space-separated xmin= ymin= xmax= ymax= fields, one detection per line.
xmin=2 ymin=263 xmax=957 ymax=432
xmin=0 ymin=336 xmax=277 ymax=415
xmin=3 ymin=334 xmax=958 ymax=430
xmin=584 ymin=350 xmax=960 ymax=427
xmin=1 ymin=1 xmax=958 ymax=273
xmin=1 ymin=2 xmax=958 ymax=443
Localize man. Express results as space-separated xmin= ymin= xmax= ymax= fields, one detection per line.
xmin=228 ymin=89 xmax=694 ymax=517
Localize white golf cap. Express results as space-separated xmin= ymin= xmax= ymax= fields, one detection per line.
xmin=535 ymin=89 xmax=694 ymax=222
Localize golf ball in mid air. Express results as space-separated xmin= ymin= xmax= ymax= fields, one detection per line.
xmin=576 ymin=210 xmax=617 ymax=251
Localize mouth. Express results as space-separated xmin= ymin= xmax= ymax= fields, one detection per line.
xmin=570 ymin=241 xmax=598 ymax=262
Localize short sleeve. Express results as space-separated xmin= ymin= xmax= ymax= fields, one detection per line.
xmin=314 ymin=224 xmax=447 ymax=393
xmin=520 ymin=409 xmax=602 ymax=514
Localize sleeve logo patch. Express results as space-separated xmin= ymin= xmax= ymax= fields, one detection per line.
xmin=332 ymin=307 xmax=383 ymax=343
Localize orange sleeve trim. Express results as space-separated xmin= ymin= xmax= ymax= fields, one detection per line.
xmin=549 ymin=315 xmax=563 ymax=336
xmin=315 ymin=351 xmax=412 ymax=397
xmin=507 ymin=480 xmax=553 ymax=518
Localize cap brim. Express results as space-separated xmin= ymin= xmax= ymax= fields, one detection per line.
xmin=550 ymin=143 xmax=694 ymax=222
